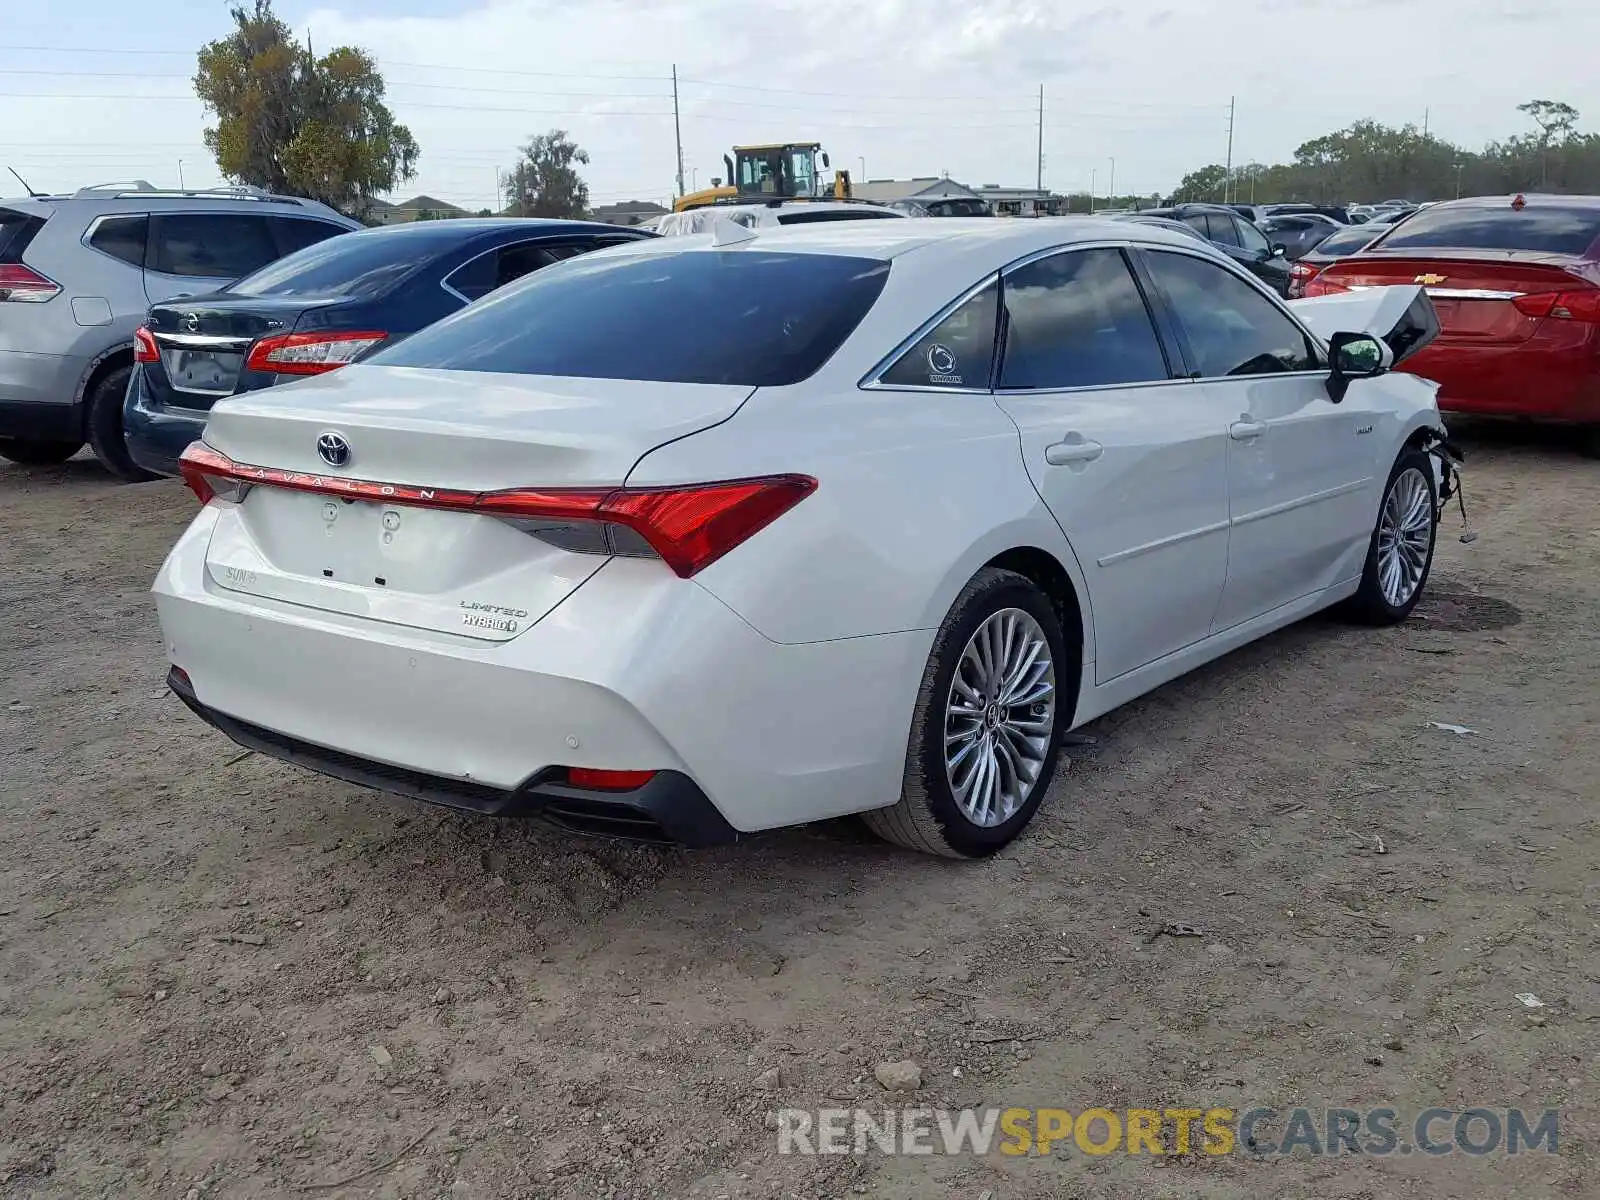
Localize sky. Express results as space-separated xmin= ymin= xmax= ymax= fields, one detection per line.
xmin=1 ymin=0 xmax=1596 ymax=210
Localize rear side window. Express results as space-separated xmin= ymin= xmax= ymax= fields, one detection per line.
xmin=1379 ymin=205 xmax=1600 ymax=255
xmin=445 ymin=241 xmax=587 ymax=302
xmin=87 ymin=214 xmax=148 ymax=266
xmin=1207 ymin=214 xmax=1243 ymax=248
xmin=0 ymin=207 xmax=46 ymax=261
xmin=999 ymin=248 xmax=1170 ymax=390
xmin=229 ymin=229 xmax=459 ymax=299
xmin=878 ymin=280 xmax=999 ymax=389
xmin=372 ymin=249 xmax=890 ymax=386
xmin=151 ymin=213 xmax=278 ymax=278
xmin=272 ymin=216 xmax=349 ymax=255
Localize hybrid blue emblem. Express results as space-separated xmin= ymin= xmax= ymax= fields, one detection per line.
xmin=316 ymin=432 xmax=351 ymax=468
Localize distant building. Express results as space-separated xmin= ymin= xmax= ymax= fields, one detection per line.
xmin=366 ymin=195 xmax=471 ymax=225
xmin=850 ymin=177 xmax=983 ymax=205
xmin=974 ymin=186 xmax=1062 ymax=217
xmin=591 ymin=200 xmax=669 ymax=226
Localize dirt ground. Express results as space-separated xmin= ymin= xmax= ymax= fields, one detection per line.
xmin=2 ymin=424 xmax=1596 ymax=1200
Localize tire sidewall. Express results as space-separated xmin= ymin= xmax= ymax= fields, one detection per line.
xmin=913 ymin=576 xmax=1073 ymax=857
xmin=1362 ymin=449 xmax=1439 ymax=621
xmin=85 ymin=364 xmax=155 ymax=482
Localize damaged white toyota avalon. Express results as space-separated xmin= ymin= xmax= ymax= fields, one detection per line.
xmin=153 ymin=217 xmax=1459 ymax=858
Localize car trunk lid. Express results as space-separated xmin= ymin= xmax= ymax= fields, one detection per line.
xmin=1311 ymin=252 xmax=1599 ymax=346
xmin=191 ymin=365 xmax=757 ymax=639
xmin=144 ymin=294 xmax=348 ymax=407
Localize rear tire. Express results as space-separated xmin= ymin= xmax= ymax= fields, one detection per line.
xmin=85 ymin=363 xmax=158 ymax=482
xmin=0 ymin=437 xmax=83 ymax=465
xmin=1343 ymin=448 xmax=1438 ymax=626
xmin=864 ymin=568 xmax=1073 ymax=858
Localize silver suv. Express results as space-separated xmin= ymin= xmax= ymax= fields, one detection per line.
xmin=0 ymin=181 xmax=359 ymax=476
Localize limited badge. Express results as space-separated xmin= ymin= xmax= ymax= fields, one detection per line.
xmin=926 ymin=343 xmax=962 ymax=385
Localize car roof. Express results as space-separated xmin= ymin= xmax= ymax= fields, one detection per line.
xmin=344 ymin=217 xmax=612 ymax=239
xmin=607 ymin=214 xmax=1203 ymax=263
xmin=1411 ymin=192 xmax=1600 ymax=212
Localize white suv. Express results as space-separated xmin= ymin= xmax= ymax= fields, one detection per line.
xmin=0 ymin=182 xmax=357 ymax=476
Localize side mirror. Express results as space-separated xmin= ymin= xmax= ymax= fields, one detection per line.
xmin=1326 ymin=331 xmax=1393 ymax=403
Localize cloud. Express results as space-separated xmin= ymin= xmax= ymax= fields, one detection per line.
xmin=1 ymin=0 xmax=1597 ymax=206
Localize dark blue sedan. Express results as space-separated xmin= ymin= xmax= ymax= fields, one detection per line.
xmin=124 ymin=218 xmax=652 ymax=478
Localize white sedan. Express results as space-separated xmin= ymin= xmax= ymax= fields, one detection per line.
xmin=155 ymin=218 xmax=1456 ymax=857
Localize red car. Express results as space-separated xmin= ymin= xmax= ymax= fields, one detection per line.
xmin=1305 ymin=194 xmax=1600 ymax=452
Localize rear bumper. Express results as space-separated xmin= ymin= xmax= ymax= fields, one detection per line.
xmin=1401 ymin=330 xmax=1600 ymax=422
xmin=167 ymin=666 xmax=739 ymax=846
xmin=0 ymin=349 xmax=85 ymax=440
xmin=124 ymin=363 xmax=205 ymax=477
xmin=153 ymin=508 xmax=929 ymax=839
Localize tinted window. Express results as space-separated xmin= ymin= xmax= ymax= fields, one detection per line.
xmin=0 ymin=208 xmax=37 ymax=259
xmin=1181 ymin=214 xmax=1211 ymax=239
xmin=87 ymin=214 xmax=148 ymax=266
xmin=446 ymin=241 xmax=585 ymax=302
xmin=230 ymin=228 xmax=463 ymax=299
xmin=1207 ymin=214 xmax=1243 ymax=248
xmin=1144 ymin=251 xmax=1318 ymax=377
xmin=879 ymin=280 xmax=998 ymax=388
xmin=775 ymin=209 xmax=898 ymax=224
xmin=1377 ymin=205 xmax=1600 ymax=255
xmin=273 ymin=216 xmax=349 ymax=255
xmin=151 ymin=214 xmax=278 ymax=278
xmin=373 ymin=249 xmax=890 ymax=386
xmin=1236 ymin=219 xmax=1272 ymax=255
xmin=1313 ymin=226 xmax=1382 ymax=256
xmin=998 ymin=248 xmax=1169 ymax=390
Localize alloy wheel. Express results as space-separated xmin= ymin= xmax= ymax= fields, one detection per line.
xmin=944 ymin=608 xmax=1057 ymax=827
xmin=1377 ymin=466 xmax=1433 ymax=608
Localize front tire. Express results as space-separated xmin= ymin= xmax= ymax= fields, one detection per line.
xmin=0 ymin=437 xmax=83 ymax=465
xmin=864 ymin=568 xmax=1073 ymax=858
xmin=1344 ymin=448 xmax=1438 ymax=625
xmin=85 ymin=364 xmax=158 ymax=482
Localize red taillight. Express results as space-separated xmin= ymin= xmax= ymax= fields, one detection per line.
xmin=1303 ymin=275 xmax=1350 ymax=297
xmin=565 ymin=767 xmax=657 ymax=791
xmin=173 ymin=443 xmax=816 ymax=578
xmin=1287 ymin=261 xmax=1320 ymax=299
xmin=0 ymin=263 xmax=61 ymax=303
xmin=245 ymin=330 xmax=388 ymax=375
xmin=134 ymin=326 xmax=159 ymax=363
xmin=1512 ymin=289 xmax=1600 ymax=323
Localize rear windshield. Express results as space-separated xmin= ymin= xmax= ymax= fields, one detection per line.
xmin=228 ymin=227 xmax=454 ymax=298
xmin=775 ymin=209 xmax=899 ymax=224
xmin=370 ymin=249 xmax=891 ymax=386
xmin=1378 ymin=205 xmax=1600 ymax=255
xmin=1314 ymin=225 xmax=1383 ymax=255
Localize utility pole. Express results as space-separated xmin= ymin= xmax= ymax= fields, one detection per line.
xmin=672 ymin=64 xmax=686 ymax=199
xmin=1224 ymin=95 xmax=1235 ymax=204
xmin=1036 ymin=84 xmax=1044 ymax=193
xmin=495 ymin=168 xmax=502 ymax=213
xmin=1108 ymin=157 xmax=1115 ymax=207
xmin=1423 ymin=107 xmax=1430 ymax=138
xmin=178 ymin=159 xmax=185 ymax=190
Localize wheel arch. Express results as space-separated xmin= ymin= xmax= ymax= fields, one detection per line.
xmin=74 ymin=341 xmax=135 ymax=433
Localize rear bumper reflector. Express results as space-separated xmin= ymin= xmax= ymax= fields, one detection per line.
xmin=166 ymin=667 xmax=739 ymax=847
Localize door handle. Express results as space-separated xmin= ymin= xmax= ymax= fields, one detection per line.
xmin=1044 ymin=435 xmax=1104 ymax=466
xmin=1229 ymin=418 xmax=1268 ymax=440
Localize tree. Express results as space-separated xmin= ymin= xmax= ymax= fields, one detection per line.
xmin=1519 ymin=100 xmax=1579 ymax=146
xmin=1172 ymin=164 xmax=1227 ymax=203
xmin=194 ymin=0 xmax=419 ymax=216
xmin=502 ymin=130 xmax=590 ymax=218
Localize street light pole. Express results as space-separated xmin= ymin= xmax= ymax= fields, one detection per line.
xmin=1089 ymin=169 xmax=1096 ymax=211
xmin=1108 ymin=157 xmax=1115 ymax=207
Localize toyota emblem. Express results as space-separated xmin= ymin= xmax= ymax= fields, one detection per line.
xmin=316 ymin=432 xmax=352 ymax=468
xmin=180 ymin=312 xmax=201 ymax=333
